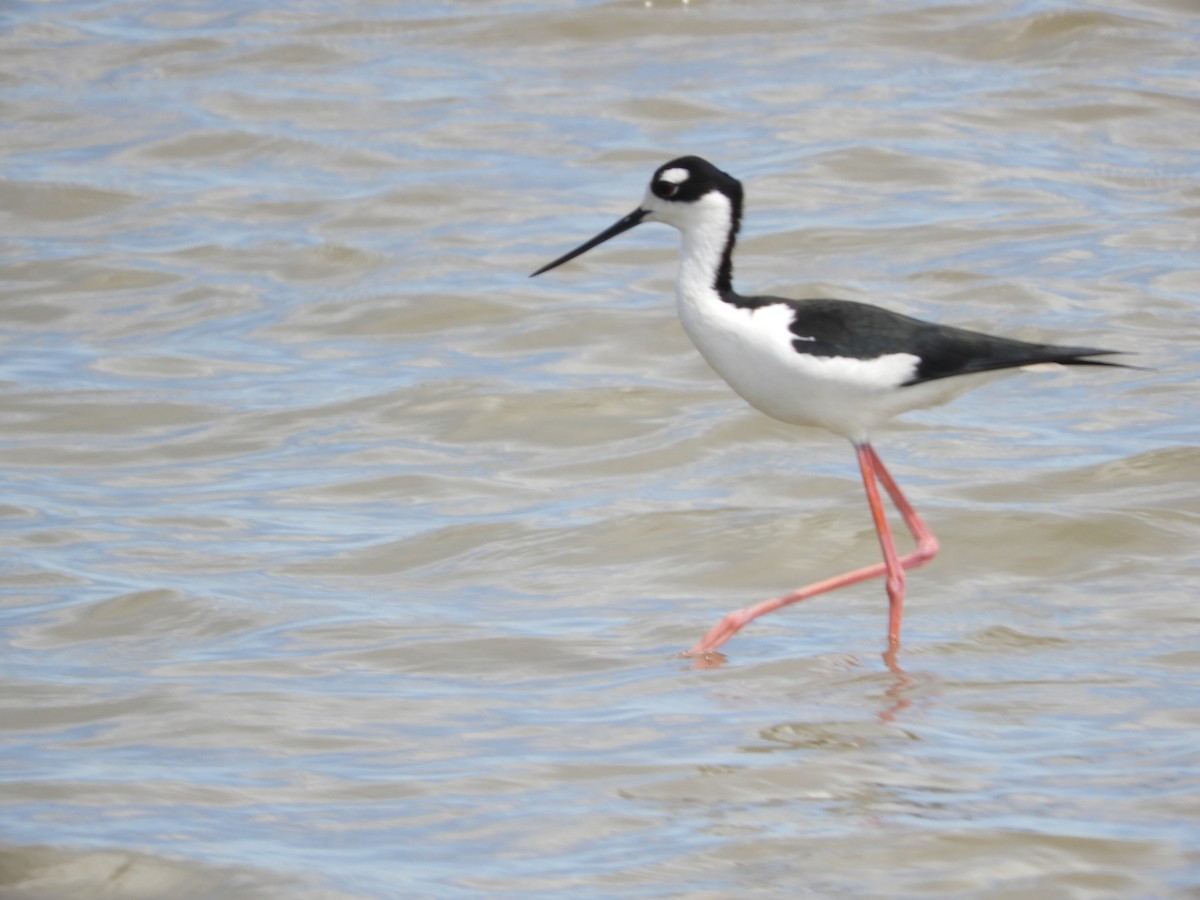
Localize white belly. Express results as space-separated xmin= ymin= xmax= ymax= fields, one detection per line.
xmin=675 ymin=288 xmax=998 ymax=442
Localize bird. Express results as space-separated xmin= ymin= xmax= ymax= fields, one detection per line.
xmin=530 ymin=155 xmax=1128 ymax=662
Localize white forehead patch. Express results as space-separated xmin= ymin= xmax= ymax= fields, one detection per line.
xmin=659 ymin=167 xmax=689 ymax=185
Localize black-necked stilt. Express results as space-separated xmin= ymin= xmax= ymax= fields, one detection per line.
xmin=531 ymin=155 xmax=1128 ymax=661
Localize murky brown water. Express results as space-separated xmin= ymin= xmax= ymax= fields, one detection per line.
xmin=2 ymin=1 xmax=1198 ymax=897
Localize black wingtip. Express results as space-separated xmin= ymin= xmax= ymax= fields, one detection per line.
xmin=1066 ymin=353 xmax=1147 ymax=372
xmin=1050 ymin=346 xmax=1146 ymax=370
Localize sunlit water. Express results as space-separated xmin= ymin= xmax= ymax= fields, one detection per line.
xmin=2 ymin=1 xmax=1198 ymax=897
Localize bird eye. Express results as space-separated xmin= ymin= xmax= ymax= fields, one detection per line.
xmin=654 ymin=180 xmax=678 ymax=199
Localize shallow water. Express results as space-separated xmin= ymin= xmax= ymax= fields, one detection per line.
xmin=2 ymin=0 xmax=1198 ymax=897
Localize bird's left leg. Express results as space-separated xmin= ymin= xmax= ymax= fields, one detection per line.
xmin=864 ymin=444 xmax=939 ymax=576
xmin=855 ymin=442 xmax=907 ymax=647
xmin=859 ymin=443 xmax=940 ymax=670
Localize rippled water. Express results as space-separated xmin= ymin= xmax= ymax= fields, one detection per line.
xmin=2 ymin=0 xmax=1198 ymax=897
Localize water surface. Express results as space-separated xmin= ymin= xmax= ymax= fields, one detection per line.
xmin=2 ymin=0 xmax=1198 ymax=896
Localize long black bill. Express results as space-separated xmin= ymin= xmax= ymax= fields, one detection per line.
xmin=530 ymin=207 xmax=649 ymax=277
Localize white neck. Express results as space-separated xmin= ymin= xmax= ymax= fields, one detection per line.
xmin=669 ymin=191 xmax=735 ymax=305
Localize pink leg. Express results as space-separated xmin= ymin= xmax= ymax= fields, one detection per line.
xmin=859 ymin=443 xmax=908 ymax=646
xmin=686 ymin=441 xmax=939 ymax=657
xmin=863 ymin=443 xmax=939 ymax=669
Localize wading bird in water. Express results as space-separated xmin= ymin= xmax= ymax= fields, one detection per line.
xmin=531 ymin=156 xmax=1127 ymax=663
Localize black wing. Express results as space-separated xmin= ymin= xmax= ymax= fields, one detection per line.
xmin=730 ymin=294 xmax=1128 ymax=386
